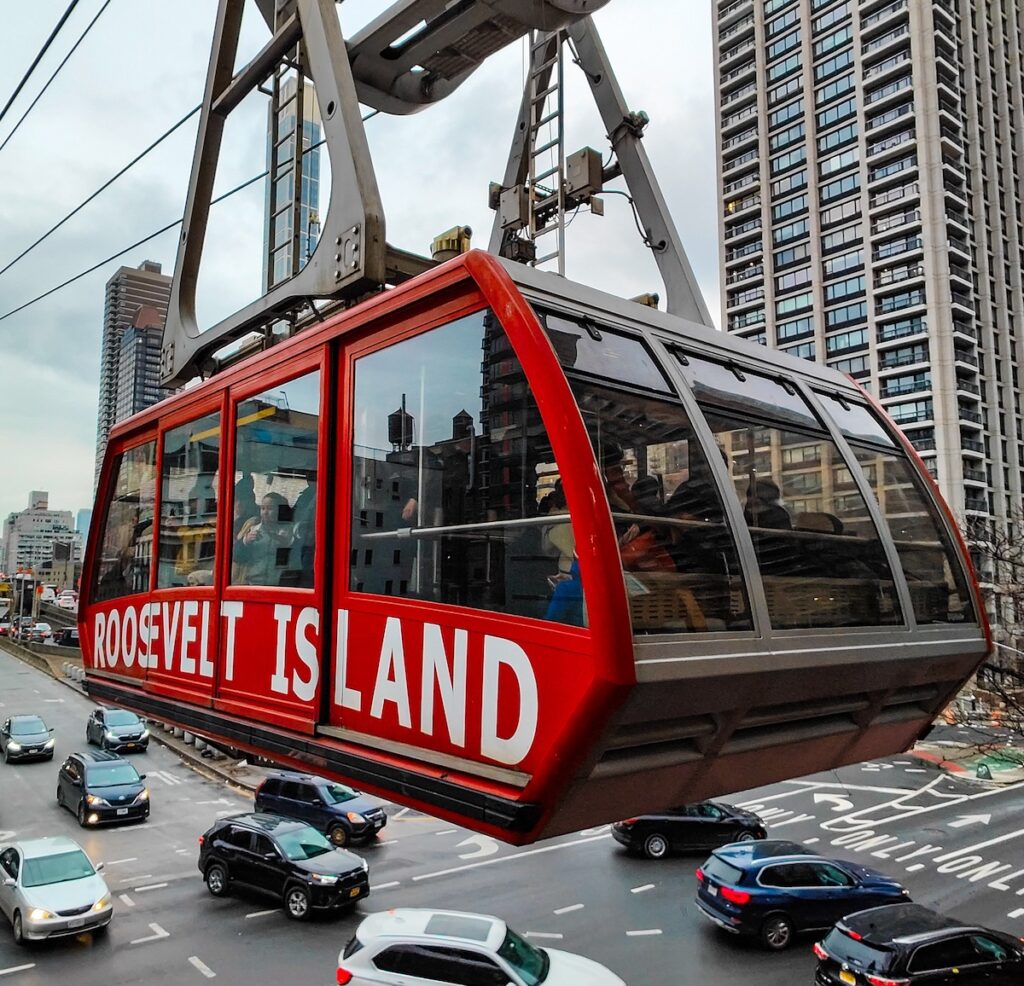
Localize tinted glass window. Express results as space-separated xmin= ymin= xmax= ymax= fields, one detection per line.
xmin=538 ymin=310 xmax=671 ymax=393
xmin=231 ymin=370 xmax=320 ymax=588
xmin=909 ymin=938 xmax=978 ymax=972
xmin=350 ymin=310 xmax=580 ymax=625
xmin=320 ymin=783 xmax=358 ymax=805
xmin=498 ymin=928 xmax=548 ymax=986
xmin=441 ymin=948 xmax=508 ymax=986
xmin=251 ymin=834 xmax=276 ymax=857
xmin=969 ymin=936 xmax=1009 ymax=962
xmin=87 ymin=764 xmax=141 ymax=786
xmin=848 ymin=448 xmax=975 ymax=624
xmin=704 ymin=856 xmax=745 ymax=885
xmin=565 ymin=378 xmax=751 ymax=633
xmin=812 ymin=863 xmax=854 ymax=887
xmin=157 ymin=413 xmax=221 ymax=588
xmin=222 ymin=827 xmax=252 ymax=849
xmin=821 ymin=929 xmax=893 ymax=973
xmin=93 ymin=441 xmax=157 ymax=601
xmin=758 ymin=864 xmax=800 ymax=888
xmin=818 ymin=393 xmax=896 ymax=446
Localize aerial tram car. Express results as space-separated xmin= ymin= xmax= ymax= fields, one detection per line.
xmin=81 ymin=0 xmax=988 ymax=844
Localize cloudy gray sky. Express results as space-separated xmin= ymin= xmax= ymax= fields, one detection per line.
xmin=0 ymin=0 xmax=719 ymax=525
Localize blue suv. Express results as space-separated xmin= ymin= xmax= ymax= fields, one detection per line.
xmin=254 ymin=771 xmax=387 ymax=847
xmin=695 ymin=840 xmax=910 ymax=951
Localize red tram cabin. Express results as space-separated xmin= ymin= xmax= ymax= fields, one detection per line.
xmin=81 ymin=252 xmax=989 ymax=844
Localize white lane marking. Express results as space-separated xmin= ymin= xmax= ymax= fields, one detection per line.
xmin=949 ymin=814 xmax=992 ymax=828
xmin=391 ymin=807 xmax=412 ymax=819
xmin=1009 ymin=908 xmax=1024 ymax=919
xmin=739 ymin=785 xmax=823 ymax=807
xmin=176 ymin=849 xmax=190 ymax=854
xmin=434 ymin=829 xmax=458 ymax=836
xmin=43 ymin=698 xmax=64 ymax=703
xmin=893 ymin=761 xmax=911 ymax=765
xmin=525 ymin=932 xmax=563 ymax=939
xmin=148 ymin=770 xmax=184 ymax=786
xmin=787 ymin=780 xmax=908 ymax=795
xmin=803 ymin=838 xmax=820 ymax=845
xmin=245 ymin=909 xmax=278 ymax=919
xmin=627 ymin=929 xmax=662 ymax=937
xmin=456 ymin=834 xmax=499 ymax=859
xmin=814 ymin=793 xmax=855 ymax=812
xmin=130 ymin=923 xmax=169 ymax=945
xmin=931 ymin=828 xmax=1024 ymax=862
xmin=906 ymin=864 xmax=925 ymax=872
xmin=631 ymin=884 xmax=655 ymax=894
xmin=188 ymin=956 xmax=216 ymax=979
xmin=121 ymin=875 xmax=152 ymax=883
xmin=378 ymin=839 xmax=399 ymax=846
xmin=196 ymin=799 xmax=230 ymax=806
xmin=413 ymin=833 xmax=610 ymax=882
xmin=553 ymin=904 xmax=584 ymax=914
xmin=135 ymin=882 xmax=169 ymax=892
xmin=370 ymin=881 xmax=400 ymax=891
xmin=108 ymin=857 xmax=138 ymax=865
xmin=119 ymin=894 xmax=135 ymax=907
xmin=0 ymin=965 xmax=35 ymax=978
xmin=905 ymin=768 xmax=927 ymax=773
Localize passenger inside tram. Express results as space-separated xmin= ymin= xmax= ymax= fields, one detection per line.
xmin=234 ymin=491 xmax=294 ymax=585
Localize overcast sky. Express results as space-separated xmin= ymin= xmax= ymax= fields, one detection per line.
xmin=0 ymin=0 xmax=719 ymax=525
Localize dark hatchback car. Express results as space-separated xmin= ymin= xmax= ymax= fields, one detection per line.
xmin=56 ymin=750 xmax=150 ymax=826
xmin=255 ymin=771 xmax=387 ymax=847
xmin=612 ymin=801 xmax=767 ymax=859
xmin=198 ymin=813 xmax=370 ymax=920
xmin=695 ymin=840 xmax=910 ymax=951
xmin=86 ymin=707 xmax=149 ymax=752
xmin=815 ymin=903 xmax=1024 ymax=985
xmin=0 ymin=715 xmax=55 ymax=763
xmin=54 ymin=627 xmax=80 ymax=648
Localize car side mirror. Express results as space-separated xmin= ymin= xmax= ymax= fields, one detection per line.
xmin=139 ymin=774 xmax=147 ymax=781
xmin=71 ymin=777 xmax=82 ymax=787
xmin=95 ymin=862 xmax=105 ymax=872
xmin=48 ymin=727 xmax=54 ymax=733
xmin=263 ymin=852 xmax=277 ymax=861
xmin=2 ymin=877 xmax=14 ymax=887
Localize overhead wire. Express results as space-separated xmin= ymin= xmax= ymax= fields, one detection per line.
xmin=0 ymin=0 xmax=112 ymax=154
xmin=0 ymin=0 xmax=82 ymax=128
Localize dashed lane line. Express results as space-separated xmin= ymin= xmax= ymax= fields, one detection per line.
xmin=188 ymin=956 xmax=216 ymax=979
xmin=1009 ymin=908 xmax=1024 ymax=919
xmin=135 ymin=882 xmax=169 ymax=892
xmin=906 ymin=864 xmax=925 ymax=872
xmin=0 ymin=966 xmax=35 ymax=978
xmin=803 ymin=838 xmax=820 ymax=845
xmin=378 ymin=839 xmax=399 ymax=846
xmin=434 ymin=829 xmax=458 ymax=836
xmin=245 ymin=910 xmax=278 ymax=919
xmin=121 ymin=875 xmax=152 ymax=883
xmin=553 ymin=904 xmax=584 ymax=915
xmin=630 ymin=884 xmax=655 ymax=894
xmin=107 ymin=857 xmax=138 ymax=865
xmin=626 ymin=929 xmax=662 ymax=937
xmin=130 ymin=923 xmax=169 ymax=945
xmin=371 ymin=881 xmax=401 ymax=892
xmin=119 ymin=894 xmax=135 ymax=907
xmin=525 ymin=932 xmax=563 ymax=940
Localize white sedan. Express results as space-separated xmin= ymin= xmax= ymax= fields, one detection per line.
xmin=0 ymin=837 xmax=112 ymax=943
xmin=337 ymin=908 xmax=625 ymax=985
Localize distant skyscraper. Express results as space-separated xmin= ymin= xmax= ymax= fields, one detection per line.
xmin=76 ymin=508 xmax=92 ymax=539
xmin=115 ymin=305 xmax=174 ymax=422
xmin=1 ymin=491 xmax=81 ymax=575
xmin=95 ymin=261 xmax=173 ymax=488
xmin=714 ymin=0 xmax=1024 ymax=572
xmin=263 ymin=77 xmax=322 ymax=293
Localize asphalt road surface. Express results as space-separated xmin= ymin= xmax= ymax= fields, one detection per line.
xmin=1 ymin=645 xmax=1023 ymax=985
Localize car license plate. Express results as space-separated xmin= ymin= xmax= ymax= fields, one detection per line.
xmin=839 ymin=971 xmax=856 ymax=986
xmin=349 ymin=887 xmax=361 ymax=898
xmin=707 ymin=885 xmax=718 ymax=896
xmin=373 ymin=819 xmax=383 ymax=828
xmin=67 ymin=918 xmax=84 ymax=929
xmin=116 ymin=807 xmax=128 ymax=816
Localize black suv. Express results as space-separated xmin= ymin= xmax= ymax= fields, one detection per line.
xmin=86 ymin=707 xmax=149 ymax=752
xmin=198 ymin=813 xmax=369 ymax=920
xmin=56 ymin=750 xmax=149 ymax=826
xmin=0 ymin=715 xmax=55 ymax=763
xmin=612 ymin=801 xmax=767 ymax=859
xmin=255 ymin=771 xmax=387 ymax=846
xmin=815 ymin=903 xmax=1024 ymax=985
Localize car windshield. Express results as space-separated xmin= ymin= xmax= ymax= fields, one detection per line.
xmin=87 ymin=764 xmax=140 ymax=786
xmin=497 ymin=928 xmax=550 ymax=985
xmin=276 ymin=826 xmax=333 ymax=860
xmin=22 ymin=849 xmax=95 ymax=888
xmin=320 ymin=783 xmax=358 ymax=805
xmin=10 ymin=718 xmax=46 ymax=736
xmin=105 ymin=711 xmax=141 ymax=727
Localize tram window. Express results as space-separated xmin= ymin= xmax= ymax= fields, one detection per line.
xmin=847 ymin=447 xmax=975 ymax=624
xmin=817 ymin=393 xmax=897 ymax=446
xmin=231 ymin=370 xmax=320 ymax=588
xmin=157 ymin=412 xmax=221 ymax=589
xmin=93 ymin=442 xmax=157 ymax=602
xmin=536 ymin=309 xmax=673 ymax=394
xmin=701 ymin=408 xmax=903 ymax=629
xmin=566 ymin=378 xmax=752 ymax=634
xmin=349 ymin=310 xmax=582 ymax=625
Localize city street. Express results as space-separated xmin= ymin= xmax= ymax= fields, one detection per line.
xmin=1 ymin=644 xmax=1023 ymax=985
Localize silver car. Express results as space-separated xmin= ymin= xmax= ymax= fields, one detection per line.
xmin=0 ymin=837 xmax=112 ymax=943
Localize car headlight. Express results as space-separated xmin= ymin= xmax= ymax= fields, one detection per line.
xmin=140 ymin=729 xmax=150 ymax=740
xmin=44 ymin=738 xmax=55 ymax=749
xmin=86 ymin=794 xmax=110 ymax=807
xmin=134 ymin=788 xmax=150 ymax=803
xmin=346 ymin=811 xmax=366 ymax=824
xmin=7 ymin=742 xmax=21 ymax=752
xmin=360 ymin=858 xmax=369 ymax=872
xmin=92 ymin=894 xmax=111 ymax=912
xmin=105 ymin=730 xmax=115 ymax=740
xmin=28 ymin=908 xmax=55 ymax=922
xmin=308 ymin=873 xmax=338 ymax=885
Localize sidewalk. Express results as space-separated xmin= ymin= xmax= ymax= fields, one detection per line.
xmin=1 ymin=639 xmax=268 ymax=795
xmin=914 ymin=740 xmax=1024 ymax=784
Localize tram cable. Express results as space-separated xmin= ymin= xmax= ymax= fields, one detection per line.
xmin=0 ymin=103 xmax=201 ymax=281
xmin=0 ymin=0 xmax=112 ymax=154
xmin=0 ymin=138 xmax=327 ymax=325
xmin=0 ymin=0 xmax=82 ymax=128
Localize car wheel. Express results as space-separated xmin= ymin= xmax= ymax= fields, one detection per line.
xmin=760 ymin=914 xmax=794 ymax=951
xmin=735 ymin=830 xmax=757 ymax=842
xmin=284 ymin=884 xmax=311 ymax=921
xmin=643 ymin=833 xmax=669 ymax=859
xmin=77 ymin=801 xmax=88 ymax=827
xmin=86 ymin=729 xmax=92 ymax=745
xmin=56 ymin=784 xmax=63 ymax=808
xmin=12 ymin=911 xmax=25 ymax=946
xmin=205 ymin=863 xmax=230 ymax=897
xmin=327 ymin=823 xmax=350 ymax=848
xmin=1 ymin=747 xmax=7 ymax=765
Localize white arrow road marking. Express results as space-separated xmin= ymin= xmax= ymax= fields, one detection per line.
xmin=949 ymin=814 xmax=992 ymax=828
xmin=814 ymin=793 xmax=855 ymax=812
xmin=130 ymin=923 xmax=169 ymax=945
xmin=188 ymin=956 xmax=216 ymax=979
xmin=456 ymin=834 xmax=499 ymax=860
xmin=0 ymin=965 xmax=35 ymax=977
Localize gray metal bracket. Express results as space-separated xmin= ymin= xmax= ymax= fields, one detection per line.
xmin=489 ymin=17 xmax=712 ymax=327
